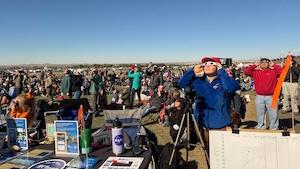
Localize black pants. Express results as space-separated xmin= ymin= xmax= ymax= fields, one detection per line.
xmin=129 ymin=88 xmax=141 ymax=106
xmin=91 ymin=93 xmax=99 ymax=112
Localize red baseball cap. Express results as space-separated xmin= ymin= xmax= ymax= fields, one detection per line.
xmin=130 ymin=64 xmax=136 ymax=70
xmin=201 ymin=57 xmax=221 ymax=64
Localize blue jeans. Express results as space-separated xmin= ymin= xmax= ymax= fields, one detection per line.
xmin=255 ymin=95 xmax=278 ymax=129
xmin=72 ymin=91 xmax=81 ymax=99
xmin=142 ymin=106 xmax=159 ymax=117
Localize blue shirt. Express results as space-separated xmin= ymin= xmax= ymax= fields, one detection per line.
xmin=128 ymin=71 xmax=142 ymax=90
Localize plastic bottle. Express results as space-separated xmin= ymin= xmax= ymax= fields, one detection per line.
xmin=112 ymin=118 xmax=124 ymax=156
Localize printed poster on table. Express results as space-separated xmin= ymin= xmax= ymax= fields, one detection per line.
xmin=2 ymin=149 xmax=54 ymax=168
xmin=0 ymin=150 xmax=21 ymax=164
xmin=54 ymin=120 xmax=79 ymax=155
xmin=46 ymin=123 xmax=55 ymax=142
xmin=21 ymin=149 xmax=53 ymax=159
xmin=7 ymin=156 xmax=38 ymax=167
xmin=0 ymin=162 xmax=26 ymax=169
xmin=98 ymin=157 xmax=143 ymax=169
xmin=65 ymin=155 xmax=101 ymax=169
xmin=7 ymin=118 xmax=28 ymax=150
xmin=28 ymin=159 xmax=66 ymax=169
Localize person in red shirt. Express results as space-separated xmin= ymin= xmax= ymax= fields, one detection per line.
xmin=244 ymin=58 xmax=282 ymax=129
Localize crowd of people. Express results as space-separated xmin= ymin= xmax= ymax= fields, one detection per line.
xmin=0 ymin=55 xmax=299 ymax=145
xmin=0 ymin=64 xmax=185 ymax=123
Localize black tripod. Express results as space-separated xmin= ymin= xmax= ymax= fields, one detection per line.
xmin=168 ymin=92 xmax=210 ymax=167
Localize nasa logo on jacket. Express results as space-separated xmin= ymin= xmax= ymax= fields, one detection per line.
xmin=213 ymin=83 xmax=221 ymax=89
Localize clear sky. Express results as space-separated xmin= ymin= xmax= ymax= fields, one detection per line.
xmin=0 ymin=0 xmax=300 ymax=65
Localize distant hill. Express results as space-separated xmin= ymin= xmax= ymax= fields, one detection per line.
xmin=0 ymin=61 xmax=197 ymax=70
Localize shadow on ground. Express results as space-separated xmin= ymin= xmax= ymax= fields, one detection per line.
xmin=241 ymin=120 xmax=257 ymax=129
xmin=179 ymin=160 xmax=198 ymax=169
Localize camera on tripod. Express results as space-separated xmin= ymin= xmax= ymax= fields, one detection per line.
xmin=172 ymin=80 xmax=196 ymax=101
xmin=168 ymin=82 xmax=210 ymax=167
xmin=182 ymin=87 xmax=196 ymax=102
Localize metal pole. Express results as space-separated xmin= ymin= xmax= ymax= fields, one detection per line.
xmin=192 ymin=115 xmax=210 ymax=163
xmin=186 ymin=110 xmax=190 ymax=161
xmin=169 ymin=114 xmax=186 ymax=166
xmin=289 ymin=65 xmax=295 ymax=132
xmin=292 ymin=111 xmax=295 ymax=132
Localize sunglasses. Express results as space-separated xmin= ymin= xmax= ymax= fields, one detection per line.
xmin=203 ymin=61 xmax=217 ymax=66
xmin=260 ymin=60 xmax=270 ymax=63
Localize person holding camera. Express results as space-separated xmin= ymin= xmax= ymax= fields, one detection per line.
xmin=244 ymin=58 xmax=282 ymax=129
xmin=179 ymin=57 xmax=240 ymax=130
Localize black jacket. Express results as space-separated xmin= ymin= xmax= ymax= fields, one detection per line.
xmin=71 ymin=75 xmax=84 ymax=92
xmin=284 ymin=61 xmax=300 ymax=83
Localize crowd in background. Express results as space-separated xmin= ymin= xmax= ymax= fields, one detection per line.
xmin=0 ymin=63 xmax=247 ymax=106
xmin=0 ymin=64 xmax=186 ymax=118
xmin=0 ymin=61 xmax=265 ymax=122
xmin=1 ymin=56 xmax=299 ymax=132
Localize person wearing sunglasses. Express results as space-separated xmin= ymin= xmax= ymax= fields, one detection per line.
xmin=178 ymin=56 xmax=240 ymax=130
xmin=244 ymin=58 xmax=282 ymax=129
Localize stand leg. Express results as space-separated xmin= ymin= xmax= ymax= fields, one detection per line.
xmin=169 ymin=114 xmax=186 ymax=166
xmin=292 ymin=111 xmax=295 ymax=132
xmin=186 ymin=111 xmax=190 ymax=161
xmin=168 ymin=100 xmax=210 ymax=168
xmin=191 ymin=115 xmax=210 ymax=166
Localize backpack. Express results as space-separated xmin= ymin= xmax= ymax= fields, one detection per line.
xmin=158 ymin=142 xmax=179 ymax=169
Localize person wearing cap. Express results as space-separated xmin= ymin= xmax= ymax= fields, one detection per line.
xmin=127 ymin=66 xmax=143 ymax=106
xmin=244 ymin=58 xmax=282 ymax=129
xmin=71 ymin=70 xmax=84 ymax=99
xmin=128 ymin=64 xmax=135 ymax=90
xmin=178 ymin=56 xmax=240 ymax=130
xmin=146 ymin=65 xmax=163 ymax=93
xmin=61 ymin=69 xmax=72 ymax=97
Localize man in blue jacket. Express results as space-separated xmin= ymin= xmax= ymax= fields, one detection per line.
xmin=179 ymin=57 xmax=240 ymax=129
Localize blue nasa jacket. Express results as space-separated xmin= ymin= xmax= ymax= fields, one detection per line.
xmin=178 ymin=68 xmax=240 ymax=129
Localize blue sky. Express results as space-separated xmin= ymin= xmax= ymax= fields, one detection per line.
xmin=0 ymin=0 xmax=299 ymax=65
